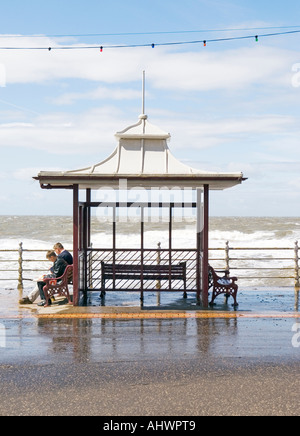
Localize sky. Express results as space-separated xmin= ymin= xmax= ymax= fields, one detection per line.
xmin=0 ymin=0 xmax=300 ymax=216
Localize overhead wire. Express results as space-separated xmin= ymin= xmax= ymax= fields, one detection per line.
xmin=1 ymin=25 xmax=300 ymax=38
xmin=0 ymin=29 xmax=299 ymax=50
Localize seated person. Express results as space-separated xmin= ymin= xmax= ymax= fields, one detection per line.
xmin=38 ymin=250 xmax=68 ymax=306
xmin=53 ymin=242 xmax=73 ymax=265
xmin=19 ymin=250 xmax=67 ymax=305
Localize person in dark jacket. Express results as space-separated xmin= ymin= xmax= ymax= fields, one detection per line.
xmin=38 ymin=250 xmax=67 ymax=306
xmin=53 ymin=242 xmax=73 ymax=265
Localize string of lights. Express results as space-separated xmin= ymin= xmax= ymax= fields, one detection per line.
xmin=0 ymin=29 xmax=299 ymax=51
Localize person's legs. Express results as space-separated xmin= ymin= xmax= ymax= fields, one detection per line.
xmin=37 ymin=281 xmax=50 ymax=306
xmin=28 ymin=284 xmax=40 ymax=302
xmin=19 ymin=284 xmax=40 ymax=304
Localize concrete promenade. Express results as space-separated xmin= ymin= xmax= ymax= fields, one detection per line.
xmin=0 ymin=288 xmax=299 ymax=416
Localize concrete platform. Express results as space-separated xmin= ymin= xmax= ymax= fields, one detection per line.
xmin=1 ymin=286 xmax=300 ymax=416
xmin=11 ymin=286 xmax=300 ymax=319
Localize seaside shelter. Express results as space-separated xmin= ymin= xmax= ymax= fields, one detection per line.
xmin=34 ymin=110 xmax=246 ymax=308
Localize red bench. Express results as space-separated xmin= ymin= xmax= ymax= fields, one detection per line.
xmin=208 ymin=265 xmax=238 ymax=307
xmin=42 ymin=265 xmax=73 ymax=307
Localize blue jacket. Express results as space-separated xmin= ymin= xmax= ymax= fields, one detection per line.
xmin=58 ymin=250 xmax=73 ymax=265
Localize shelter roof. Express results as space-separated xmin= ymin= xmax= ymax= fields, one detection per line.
xmin=34 ymin=114 xmax=246 ymax=191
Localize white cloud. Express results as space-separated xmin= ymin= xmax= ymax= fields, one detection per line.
xmin=53 ymin=86 xmax=142 ymax=105
xmin=0 ymin=105 xmax=299 ymax=159
xmin=0 ymin=63 xmax=6 ymax=87
xmin=0 ymin=34 xmax=299 ymax=217
xmin=13 ymin=167 xmax=64 ymax=181
xmin=289 ymin=177 xmax=300 ymax=189
xmin=0 ymin=36 xmax=296 ymax=92
xmin=0 ymin=107 xmax=132 ymax=154
xmin=148 ymin=45 xmax=295 ymax=91
xmin=162 ymin=113 xmax=300 ymax=154
xmin=0 ymin=122 xmax=34 ymax=129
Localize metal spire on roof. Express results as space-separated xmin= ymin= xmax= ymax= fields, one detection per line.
xmin=139 ymin=71 xmax=148 ymax=134
xmin=142 ymin=70 xmax=145 ymax=116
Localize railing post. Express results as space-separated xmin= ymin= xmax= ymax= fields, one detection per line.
xmin=89 ymin=244 xmax=93 ymax=289
xmin=18 ymin=242 xmax=23 ymax=291
xmin=156 ymin=242 xmax=161 ymax=290
xmin=295 ymin=241 xmax=300 ymax=288
xmin=225 ymin=241 xmax=230 ymax=271
xmin=155 ymin=242 xmax=162 ymax=305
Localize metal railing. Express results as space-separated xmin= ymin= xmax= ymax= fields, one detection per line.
xmin=83 ymin=248 xmax=199 ymax=292
xmin=0 ymin=241 xmax=299 ymax=289
xmin=209 ymin=241 xmax=300 ymax=287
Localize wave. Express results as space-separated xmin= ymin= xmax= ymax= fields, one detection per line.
xmin=0 ymin=230 xmax=299 ymax=251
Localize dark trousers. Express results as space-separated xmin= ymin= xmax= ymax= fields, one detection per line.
xmin=38 ymin=281 xmax=47 ymax=301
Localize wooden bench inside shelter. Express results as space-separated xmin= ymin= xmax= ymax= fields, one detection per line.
xmin=101 ymin=261 xmax=187 ymax=298
xmin=208 ymin=265 xmax=238 ymax=307
xmin=42 ymin=264 xmax=73 ymax=308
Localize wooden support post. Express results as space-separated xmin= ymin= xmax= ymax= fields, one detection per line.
xmin=196 ymin=189 xmax=202 ymax=303
xmin=112 ymin=205 xmax=116 ymax=291
xmin=140 ymin=207 xmax=144 ymax=305
xmin=156 ymin=242 xmax=161 ymax=305
xmin=86 ymin=189 xmax=92 ymax=291
xmin=83 ymin=205 xmax=88 ymax=299
xmin=169 ymin=205 xmax=172 ymax=292
xmin=86 ymin=188 xmax=91 ymax=247
xmin=73 ymin=184 xmax=79 ymax=306
xmin=202 ymin=185 xmax=209 ymax=308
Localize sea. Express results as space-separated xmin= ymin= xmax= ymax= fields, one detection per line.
xmin=0 ymin=215 xmax=300 ymax=292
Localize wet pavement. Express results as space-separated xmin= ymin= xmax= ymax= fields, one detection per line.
xmin=0 ymin=287 xmax=299 ymax=416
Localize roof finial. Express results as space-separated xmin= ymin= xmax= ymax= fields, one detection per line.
xmin=139 ymin=70 xmax=148 ymax=122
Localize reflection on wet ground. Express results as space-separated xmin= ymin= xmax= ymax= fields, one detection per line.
xmin=1 ymin=315 xmax=299 ymax=366
xmin=0 ymin=287 xmax=299 ymax=367
xmin=81 ymin=287 xmax=300 ymax=312
xmin=1 ymin=287 xmax=300 ymax=416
